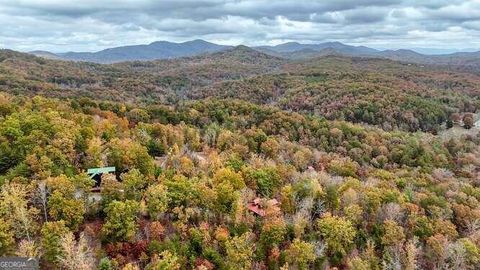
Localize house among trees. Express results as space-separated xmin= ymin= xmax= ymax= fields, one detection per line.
xmin=247 ymin=198 xmax=279 ymax=217
xmin=87 ymin=166 xmax=116 ymax=189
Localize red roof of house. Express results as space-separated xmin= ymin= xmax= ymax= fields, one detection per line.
xmin=247 ymin=203 xmax=265 ymax=216
xmin=247 ymin=198 xmax=279 ymax=217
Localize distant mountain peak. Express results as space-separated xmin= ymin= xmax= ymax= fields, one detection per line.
xmin=149 ymin=40 xmax=171 ymax=45
xmin=149 ymin=39 xmax=215 ymax=46
xmin=233 ymin=45 xmax=253 ymax=51
xmin=51 ymin=40 xmax=231 ymax=63
xmin=184 ymin=39 xmax=212 ymax=44
xmin=324 ymin=41 xmax=343 ymax=45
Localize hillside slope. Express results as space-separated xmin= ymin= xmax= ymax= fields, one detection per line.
xmin=2 ymin=49 xmax=479 ymax=132
xmin=196 ymin=56 xmax=480 ymax=131
xmin=0 ymin=47 xmax=285 ymax=103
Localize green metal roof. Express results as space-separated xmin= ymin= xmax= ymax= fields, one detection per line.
xmin=87 ymin=167 xmax=116 ymax=175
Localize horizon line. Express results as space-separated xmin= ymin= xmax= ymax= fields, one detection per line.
xmin=8 ymin=39 xmax=480 ymax=56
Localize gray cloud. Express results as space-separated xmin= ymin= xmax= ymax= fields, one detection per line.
xmin=0 ymin=0 xmax=479 ymax=52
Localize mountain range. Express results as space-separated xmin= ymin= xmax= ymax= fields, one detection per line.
xmin=28 ymin=39 xmax=480 ymax=68
xmin=32 ymin=40 xmax=230 ymax=63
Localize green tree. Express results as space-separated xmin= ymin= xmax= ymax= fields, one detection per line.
xmin=244 ymin=128 xmax=267 ymax=153
xmin=460 ymin=238 xmax=480 ymax=267
xmin=121 ymin=169 xmax=147 ymax=200
xmin=102 ymin=200 xmax=139 ymax=242
xmin=165 ymin=175 xmax=198 ymax=208
xmin=260 ymin=218 xmax=286 ymax=248
xmin=348 ymin=257 xmax=371 ymax=270
xmin=317 ymin=213 xmax=356 ymax=264
xmin=46 ymin=175 xmax=76 ymax=197
xmin=127 ymin=108 xmax=150 ymax=124
xmin=381 ymin=220 xmax=405 ymax=247
xmin=41 ymin=221 xmax=70 ymax=265
xmin=107 ymin=138 xmax=154 ymax=176
xmin=98 ymin=257 xmax=113 ymax=270
xmin=85 ymin=137 xmax=104 ymax=168
xmin=48 ymin=191 xmax=85 ymax=230
xmin=145 ymin=184 xmax=170 ymax=220
xmin=285 ymin=238 xmax=316 ymax=270
xmin=0 ymin=218 xmax=14 ymax=255
xmin=243 ymin=167 xmax=280 ymax=198
xmin=145 ymin=250 xmax=180 ymax=270
xmin=213 ymin=167 xmax=245 ymax=190
xmin=215 ymin=181 xmax=239 ymax=214
xmin=225 ymin=232 xmax=255 ymax=270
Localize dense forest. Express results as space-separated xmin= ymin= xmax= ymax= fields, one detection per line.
xmin=1 ymin=48 xmax=479 ymax=132
xmin=0 ymin=48 xmax=479 ymax=269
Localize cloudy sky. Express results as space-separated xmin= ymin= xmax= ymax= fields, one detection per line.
xmin=1 ymin=0 xmax=480 ymax=53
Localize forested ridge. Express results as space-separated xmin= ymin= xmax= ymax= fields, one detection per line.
xmin=1 ymin=48 xmax=479 ymax=132
xmin=0 ymin=47 xmax=479 ymax=269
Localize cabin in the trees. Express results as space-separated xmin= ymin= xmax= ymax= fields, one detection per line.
xmin=87 ymin=166 xmax=116 ymax=188
xmin=247 ymin=198 xmax=280 ymax=217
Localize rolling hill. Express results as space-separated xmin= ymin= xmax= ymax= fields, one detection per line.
xmin=1 ymin=46 xmax=285 ymax=103
xmin=3 ymin=47 xmax=480 ymax=133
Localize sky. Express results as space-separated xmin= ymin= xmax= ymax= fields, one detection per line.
xmin=1 ymin=0 xmax=480 ymax=53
